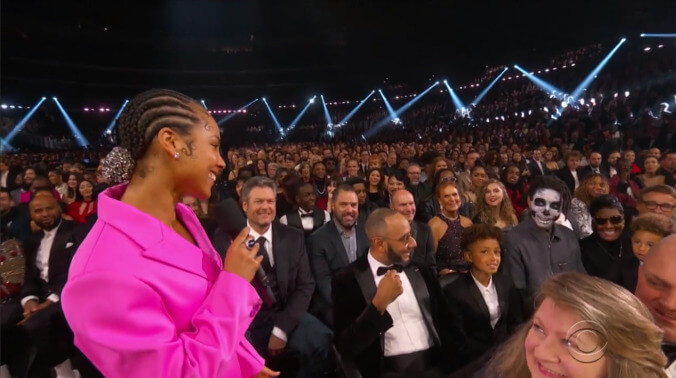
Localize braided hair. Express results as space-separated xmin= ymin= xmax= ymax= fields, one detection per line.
xmin=118 ymin=89 xmax=204 ymax=160
xmin=103 ymin=89 xmax=207 ymax=182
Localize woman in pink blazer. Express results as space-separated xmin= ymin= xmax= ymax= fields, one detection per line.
xmin=61 ymin=89 xmax=276 ymax=377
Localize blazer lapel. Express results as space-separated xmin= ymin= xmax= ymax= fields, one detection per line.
xmin=356 ymin=226 xmax=369 ymax=258
xmin=466 ymin=273 xmax=491 ymax=323
xmin=353 ymin=256 xmax=377 ymax=306
xmin=49 ymin=223 xmax=71 ymax=271
xmin=494 ymin=274 xmax=510 ymax=322
xmin=328 ymin=222 xmax=350 ymax=267
xmin=405 ymin=265 xmax=442 ymax=347
xmin=272 ymin=223 xmax=289 ymax=301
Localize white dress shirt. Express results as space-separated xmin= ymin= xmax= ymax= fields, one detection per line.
xmin=246 ymin=221 xmax=274 ymax=267
xmin=609 ymin=167 xmax=617 ymax=178
xmin=367 ymin=252 xmax=433 ymax=356
xmin=21 ymin=222 xmax=62 ymax=306
xmin=247 ymin=221 xmax=288 ymax=342
xmin=470 ymin=272 xmax=500 ymax=329
xmin=0 ymin=170 xmax=8 ymax=188
xmin=571 ymin=170 xmax=580 ymax=190
xmin=279 ymin=208 xmax=330 ymax=231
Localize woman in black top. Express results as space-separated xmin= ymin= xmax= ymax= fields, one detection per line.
xmin=579 ymin=195 xmax=638 ymax=291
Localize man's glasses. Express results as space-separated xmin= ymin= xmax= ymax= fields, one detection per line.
xmin=593 ymin=216 xmax=623 ymax=225
xmin=641 ymin=200 xmax=675 ymax=212
xmin=383 ymin=233 xmax=415 ymax=245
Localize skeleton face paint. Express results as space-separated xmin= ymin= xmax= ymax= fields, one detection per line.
xmin=530 ymin=188 xmax=562 ymax=229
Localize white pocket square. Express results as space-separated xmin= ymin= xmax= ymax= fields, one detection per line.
xmin=66 ymin=242 xmax=74 ymax=248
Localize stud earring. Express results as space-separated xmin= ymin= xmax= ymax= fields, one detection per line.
xmin=173 ymin=152 xmax=180 ymax=159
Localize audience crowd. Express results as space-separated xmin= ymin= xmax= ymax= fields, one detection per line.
xmin=0 ymin=40 xmax=675 ymax=377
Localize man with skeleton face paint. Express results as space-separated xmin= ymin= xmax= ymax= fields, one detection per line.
xmin=504 ymin=177 xmax=585 ymax=310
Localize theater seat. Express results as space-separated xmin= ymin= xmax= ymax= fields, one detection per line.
xmin=439 ymin=272 xmax=462 ymax=292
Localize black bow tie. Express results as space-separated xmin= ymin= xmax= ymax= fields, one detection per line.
xmin=377 ymin=264 xmax=404 ymax=276
xmin=301 ymin=212 xmax=314 ymax=218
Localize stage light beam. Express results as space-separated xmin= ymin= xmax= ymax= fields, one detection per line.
xmin=0 ymin=97 xmax=47 ymax=152
xmin=337 ymin=90 xmax=375 ymax=125
xmin=443 ymin=80 xmax=466 ymax=110
xmin=514 ymin=65 xmax=565 ymax=97
xmin=471 ymin=67 xmax=508 ymax=106
xmin=53 ymin=98 xmax=89 ymax=147
xmin=378 ymin=90 xmax=398 ymax=121
xmin=570 ymin=38 xmax=626 ymax=100
xmin=366 ymin=82 xmax=439 ymax=139
xmin=286 ymin=96 xmax=316 ymax=133
xmin=262 ymin=98 xmax=283 ymax=134
xmin=641 ymin=33 xmax=676 ymax=38
xmin=320 ymin=95 xmax=332 ymax=126
xmin=102 ymin=100 xmax=129 ymax=136
xmin=218 ymin=99 xmax=258 ymax=125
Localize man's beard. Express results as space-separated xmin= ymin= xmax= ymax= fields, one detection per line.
xmin=36 ymin=217 xmax=61 ymax=231
xmin=386 ymin=245 xmax=409 ymax=266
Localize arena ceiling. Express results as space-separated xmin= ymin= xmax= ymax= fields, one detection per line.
xmin=1 ymin=0 xmax=672 ymax=105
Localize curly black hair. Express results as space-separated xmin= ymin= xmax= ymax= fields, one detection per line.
xmin=460 ymin=224 xmax=503 ymax=252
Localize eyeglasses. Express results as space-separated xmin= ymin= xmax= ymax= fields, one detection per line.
xmin=593 ymin=216 xmax=623 ymax=225
xmin=440 ymin=176 xmax=457 ymax=183
xmin=641 ymin=200 xmax=675 ymax=212
xmin=383 ymin=233 xmax=415 ymax=245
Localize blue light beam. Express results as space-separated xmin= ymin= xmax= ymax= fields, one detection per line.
xmin=217 ymin=99 xmax=258 ymax=125
xmin=337 ymin=90 xmax=375 ymax=125
xmin=471 ymin=67 xmax=508 ymax=106
xmin=641 ymin=33 xmax=676 ymax=38
xmin=366 ymin=82 xmax=439 ymax=139
xmin=262 ymin=98 xmax=284 ymax=134
xmin=53 ymin=98 xmax=90 ymax=147
xmin=570 ymin=38 xmax=626 ymax=100
xmin=378 ymin=90 xmax=398 ymax=120
xmin=513 ymin=65 xmax=565 ymax=97
xmin=443 ymin=80 xmax=466 ymax=110
xmin=320 ymin=95 xmax=332 ymax=126
xmin=286 ymin=96 xmax=316 ymax=132
xmin=0 ymin=97 xmax=47 ymax=152
xmin=102 ymin=100 xmax=129 ymax=136
xmin=200 ymin=99 xmax=207 ymax=109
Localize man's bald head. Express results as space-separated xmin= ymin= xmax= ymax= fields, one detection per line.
xmin=390 ymin=190 xmax=416 ymax=223
xmin=365 ymin=208 xmax=400 ymax=241
xmin=635 ymin=234 xmax=676 ymax=343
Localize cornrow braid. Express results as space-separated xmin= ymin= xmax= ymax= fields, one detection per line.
xmin=116 ymin=89 xmax=205 ymax=161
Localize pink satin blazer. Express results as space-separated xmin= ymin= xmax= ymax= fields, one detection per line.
xmin=62 ymin=184 xmax=264 ymax=377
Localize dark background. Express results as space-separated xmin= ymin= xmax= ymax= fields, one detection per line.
xmin=2 ymin=0 xmax=674 ymax=107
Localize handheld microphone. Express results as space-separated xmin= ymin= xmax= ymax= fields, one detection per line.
xmin=210 ymin=198 xmax=277 ymax=307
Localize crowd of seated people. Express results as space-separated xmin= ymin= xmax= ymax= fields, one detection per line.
xmin=1 ymin=119 xmax=675 ymax=376
xmin=0 ymin=40 xmax=675 ymax=377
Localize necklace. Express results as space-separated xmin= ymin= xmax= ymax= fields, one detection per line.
xmin=314 ymin=181 xmax=326 ymax=195
xmin=441 ymin=211 xmax=459 ymax=221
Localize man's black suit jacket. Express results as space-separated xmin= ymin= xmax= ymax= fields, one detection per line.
xmin=20 ymin=220 xmax=77 ymax=301
xmin=332 ymin=254 xmax=460 ymax=377
xmin=410 ymin=220 xmax=436 ymax=272
xmin=308 ymin=221 xmax=368 ymax=324
xmin=527 ymin=160 xmax=549 ymax=178
xmin=256 ymin=222 xmax=315 ymax=336
xmin=578 ymin=165 xmax=609 ymax=181
xmin=442 ymin=272 xmax=524 ymax=367
xmin=555 ymin=167 xmax=581 ymax=195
